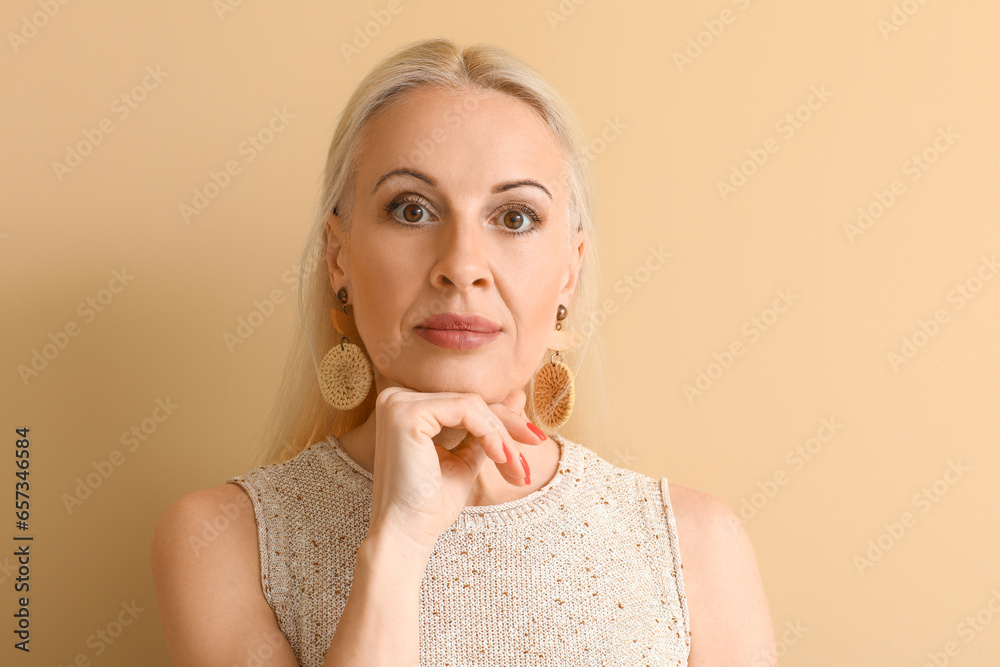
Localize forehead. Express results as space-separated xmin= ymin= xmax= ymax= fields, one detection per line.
xmin=357 ymin=85 xmax=567 ymax=199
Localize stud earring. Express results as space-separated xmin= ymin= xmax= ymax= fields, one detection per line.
xmin=530 ymin=304 xmax=582 ymax=430
xmin=319 ymin=287 xmax=373 ymax=410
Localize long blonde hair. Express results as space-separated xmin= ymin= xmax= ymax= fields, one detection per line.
xmin=249 ymin=37 xmax=614 ymax=468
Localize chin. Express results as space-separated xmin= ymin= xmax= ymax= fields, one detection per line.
xmin=390 ymin=367 xmax=516 ymax=401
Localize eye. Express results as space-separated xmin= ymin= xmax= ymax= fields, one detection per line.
xmin=496 ymin=203 xmax=541 ymax=235
xmin=398 ymin=202 xmax=427 ymax=223
xmin=383 ymin=193 xmax=542 ymax=235
xmin=500 ymin=209 xmax=528 ymax=232
xmin=384 ymin=195 xmax=433 ymax=225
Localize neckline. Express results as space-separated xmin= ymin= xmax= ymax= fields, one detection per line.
xmin=321 ymin=431 xmax=583 ymax=530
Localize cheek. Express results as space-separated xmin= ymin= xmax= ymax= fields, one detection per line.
xmin=349 ymin=244 xmax=418 ymax=344
xmin=507 ymin=272 xmax=562 ymax=345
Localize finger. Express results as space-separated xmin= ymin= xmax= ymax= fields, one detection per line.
xmin=448 ymin=435 xmax=527 ymax=488
xmin=488 ymin=398 xmax=546 ymax=446
xmin=379 ymin=387 xmax=464 ymax=402
xmin=499 ymin=388 xmax=527 ymax=414
xmin=482 ymin=398 xmax=539 ymax=487
xmin=402 ymin=394 xmax=530 ymax=484
xmin=443 ymin=433 xmax=489 ymax=480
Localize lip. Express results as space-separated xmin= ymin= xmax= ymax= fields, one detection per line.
xmin=414 ymin=312 xmax=502 ymax=350
xmin=415 ymin=312 xmax=501 ymax=333
xmin=414 ymin=328 xmax=500 ymax=350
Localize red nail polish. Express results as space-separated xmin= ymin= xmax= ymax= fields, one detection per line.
xmin=526 ymin=421 xmax=546 ymax=441
xmin=519 ymin=452 xmax=531 ymax=485
xmin=502 ymin=443 xmax=512 ymax=464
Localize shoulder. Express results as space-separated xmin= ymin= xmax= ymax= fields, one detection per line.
xmin=150 ymin=483 xmax=262 ymax=614
xmin=665 ymin=481 xmax=744 ymax=553
xmin=152 ymin=483 xmax=258 ymax=564
xmin=151 ymin=484 xmax=298 ymax=664
xmin=665 ymin=482 xmax=755 ymax=609
xmin=664 ymin=482 xmax=778 ymax=666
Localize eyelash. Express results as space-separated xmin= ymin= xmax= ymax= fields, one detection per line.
xmin=382 ymin=194 xmax=542 ymax=235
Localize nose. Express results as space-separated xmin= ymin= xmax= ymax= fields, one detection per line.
xmin=429 ymin=214 xmax=494 ymax=292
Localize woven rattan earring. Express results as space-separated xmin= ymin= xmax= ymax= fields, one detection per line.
xmin=530 ymin=304 xmax=582 ymax=430
xmin=319 ymin=287 xmax=373 ymax=410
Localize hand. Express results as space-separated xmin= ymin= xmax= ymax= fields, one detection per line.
xmin=366 ymin=386 xmax=545 ymax=553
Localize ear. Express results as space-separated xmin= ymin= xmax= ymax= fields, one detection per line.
xmin=325 ymin=208 xmax=350 ymax=292
xmin=559 ymin=228 xmax=585 ymax=304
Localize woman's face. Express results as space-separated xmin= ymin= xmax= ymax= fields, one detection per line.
xmin=326 ymin=85 xmax=584 ymax=403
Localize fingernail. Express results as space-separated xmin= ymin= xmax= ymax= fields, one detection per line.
xmin=502 ymin=443 xmax=512 ymax=464
xmin=526 ymin=421 xmax=546 ymax=441
xmin=519 ymin=452 xmax=531 ymax=485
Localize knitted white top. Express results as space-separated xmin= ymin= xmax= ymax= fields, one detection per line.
xmin=226 ymin=432 xmax=691 ymax=666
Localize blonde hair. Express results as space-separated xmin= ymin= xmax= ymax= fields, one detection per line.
xmin=249 ymin=37 xmax=614 ymax=468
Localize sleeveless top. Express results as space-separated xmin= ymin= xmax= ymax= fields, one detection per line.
xmin=226 ymin=432 xmax=691 ymax=666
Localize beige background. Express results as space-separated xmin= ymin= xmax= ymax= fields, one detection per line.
xmin=2 ymin=1 xmax=998 ymax=665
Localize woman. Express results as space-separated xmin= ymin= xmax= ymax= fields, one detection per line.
xmin=152 ymin=38 xmax=776 ymax=666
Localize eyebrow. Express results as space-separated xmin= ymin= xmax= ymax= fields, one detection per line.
xmin=370 ymin=168 xmax=553 ymax=200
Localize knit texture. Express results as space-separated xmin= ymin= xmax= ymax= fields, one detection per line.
xmin=226 ymin=432 xmax=691 ymax=666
